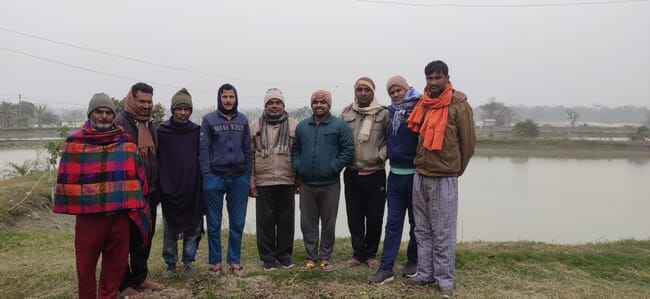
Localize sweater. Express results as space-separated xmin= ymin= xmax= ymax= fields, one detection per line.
xmin=199 ymin=111 xmax=251 ymax=178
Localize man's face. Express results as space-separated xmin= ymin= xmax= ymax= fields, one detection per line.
xmin=425 ymin=72 xmax=449 ymax=98
xmin=134 ymin=91 xmax=153 ymax=117
xmin=172 ymin=106 xmax=191 ymax=123
xmin=388 ymin=86 xmax=407 ymax=104
xmin=89 ymin=107 xmax=115 ymax=130
xmin=355 ymin=85 xmax=374 ymax=108
xmin=220 ymin=89 xmax=237 ymax=111
xmin=311 ymin=98 xmax=330 ymax=117
xmin=265 ymin=99 xmax=285 ymax=118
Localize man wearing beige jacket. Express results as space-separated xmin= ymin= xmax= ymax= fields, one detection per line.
xmin=249 ymin=88 xmax=299 ymax=271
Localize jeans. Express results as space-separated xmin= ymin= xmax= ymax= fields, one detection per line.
xmin=203 ymin=173 xmax=249 ymax=265
xmin=162 ymin=217 xmax=203 ymax=266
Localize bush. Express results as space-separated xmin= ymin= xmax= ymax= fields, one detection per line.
xmin=629 ymin=126 xmax=649 ymax=141
xmin=512 ymin=119 xmax=540 ymax=137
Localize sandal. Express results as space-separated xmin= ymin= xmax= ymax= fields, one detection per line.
xmin=208 ymin=264 xmax=222 ymax=276
xmin=300 ymin=260 xmax=317 ymax=272
xmin=230 ymin=264 xmax=245 ymax=276
xmin=319 ymin=260 xmax=334 ymax=272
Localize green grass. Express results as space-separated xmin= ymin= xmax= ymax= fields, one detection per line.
xmin=1 ymin=229 xmax=649 ymax=298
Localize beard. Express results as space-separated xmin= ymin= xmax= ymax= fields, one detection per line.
xmin=90 ymin=119 xmax=113 ymax=131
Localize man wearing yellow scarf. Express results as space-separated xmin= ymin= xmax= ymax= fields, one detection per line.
xmin=403 ymin=61 xmax=476 ymax=299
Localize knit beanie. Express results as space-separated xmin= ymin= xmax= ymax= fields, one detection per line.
xmin=386 ymin=75 xmax=409 ymax=93
xmin=87 ymin=92 xmax=115 ymax=117
xmin=171 ymin=88 xmax=192 ymax=111
xmin=310 ymin=89 xmax=332 ymax=107
xmin=354 ymin=76 xmax=376 ymax=92
xmin=264 ymin=88 xmax=285 ymax=106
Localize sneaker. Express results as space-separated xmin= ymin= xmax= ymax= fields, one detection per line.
xmin=439 ymin=285 xmax=454 ymax=298
xmin=368 ymin=269 xmax=394 ymax=285
xmin=184 ymin=263 xmax=197 ymax=276
xmin=162 ymin=264 xmax=176 ymax=277
xmin=263 ymin=261 xmax=278 ymax=271
xmin=277 ymin=257 xmax=295 ymax=269
xmin=403 ymin=263 xmax=417 ymax=278
xmin=402 ymin=277 xmax=435 ymax=286
xmin=366 ymin=258 xmax=380 ymax=270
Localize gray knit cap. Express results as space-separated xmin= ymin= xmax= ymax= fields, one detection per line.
xmin=87 ymin=92 xmax=115 ymax=117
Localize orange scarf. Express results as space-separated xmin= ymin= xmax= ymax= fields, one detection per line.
xmin=407 ymin=82 xmax=453 ymax=151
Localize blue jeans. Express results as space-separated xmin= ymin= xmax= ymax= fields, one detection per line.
xmin=380 ymin=172 xmax=418 ymax=270
xmin=203 ymin=173 xmax=249 ymax=265
xmin=162 ymin=217 xmax=203 ymax=266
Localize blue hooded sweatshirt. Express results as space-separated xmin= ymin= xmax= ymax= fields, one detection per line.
xmin=199 ymin=84 xmax=251 ymax=177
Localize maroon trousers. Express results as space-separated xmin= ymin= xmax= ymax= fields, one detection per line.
xmin=75 ymin=213 xmax=130 ymax=299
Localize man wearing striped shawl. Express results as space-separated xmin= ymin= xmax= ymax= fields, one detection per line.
xmin=249 ymin=88 xmax=298 ymax=271
xmin=53 ymin=93 xmax=149 ymax=299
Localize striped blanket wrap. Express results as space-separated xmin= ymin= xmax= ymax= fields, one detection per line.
xmin=53 ymin=121 xmax=151 ymax=243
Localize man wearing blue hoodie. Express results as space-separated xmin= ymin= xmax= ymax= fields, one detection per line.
xmin=199 ymin=83 xmax=251 ymax=277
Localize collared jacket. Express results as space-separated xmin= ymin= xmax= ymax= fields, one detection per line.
xmin=340 ymin=107 xmax=389 ymax=171
xmin=250 ymin=117 xmax=298 ymax=187
xmin=414 ymin=90 xmax=476 ymax=177
xmin=115 ymin=111 xmax=158 ymax=194
xmin=292 ymin=113 xmax=354 ymax=186
xmin=199 ymin=111 xmax=251 ymax=178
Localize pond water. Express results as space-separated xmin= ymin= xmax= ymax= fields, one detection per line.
xmin=2 ymin=149 xmax=648 ymax=244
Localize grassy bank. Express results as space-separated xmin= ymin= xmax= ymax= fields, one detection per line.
xmin=0 ymin=230 xmax=648 ymax=298
xmin=1 ymin=174 xmax=649 ymax=298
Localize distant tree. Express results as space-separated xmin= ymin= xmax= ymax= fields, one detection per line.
xmin=629 ymin=126 xmax=649 ymax=141
xmin=479 ymin=98 xmax=516 ymax=126
xmin=152 ymin=103 xmax=166 ymax=126
xmin=565 ymin=109 xmax=580 ymax=127
xmin=512 ymin=119 xmax=540 ymax=137
xmin=17 ymin=101 xmax=36 ymax=118
xmin=35 ymin=104 xmax=48 ymax=128
xmin=288 ymin=106 xmax=312 ymax=121
xmin=0 ymin=101 xmax=17 ymax=127
xmin=112 ymin=97 xmax=124 ymax=115
xmin=15 ymin=114 xmax=29 ymax=127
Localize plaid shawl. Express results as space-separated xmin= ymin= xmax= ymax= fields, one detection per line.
xmin=53 ymin=121 xmax=151 ymax=243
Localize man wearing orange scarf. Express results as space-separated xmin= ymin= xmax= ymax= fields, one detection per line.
xmin=402 ymin=61 xmax=475 ymax=298
xmin=116 ymin=82 xmax=164 ymax=298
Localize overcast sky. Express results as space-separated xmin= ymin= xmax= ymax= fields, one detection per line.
xmin=1 ymin=0 xmax=648 ymax=112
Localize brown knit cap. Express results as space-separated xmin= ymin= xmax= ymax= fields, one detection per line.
xmin=310 ymin=89 xmax=332 ymax=107
xmin=354 ymin=76 xmax=376 ymax=92
xmin=386 ymin=75 xmax=409 ymax=93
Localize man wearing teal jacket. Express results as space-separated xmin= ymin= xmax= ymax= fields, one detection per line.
xmin=292 ymin=89 xmax=354 ymax=272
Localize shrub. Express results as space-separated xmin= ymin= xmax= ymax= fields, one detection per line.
xmin=512 ymin=119 xmax=540 ymax=137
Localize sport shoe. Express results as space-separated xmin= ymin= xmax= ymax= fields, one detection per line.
xmin=162 ymin=264 xmax=176 ymax=277
xmin=263 ymin=261 xmax=277 ymax=271
xmin=439 ymin=285 xmax=454 ymax=298
xmin=366 ymin=258 xmax=380 ymax=270
xmin=368 ymin=269 xmax=394 ymax=285
xmin=403 ymin=263 xmax=417 ymax=278
xmin=402 ymin=277 xmax=435 ymax=286
xmin=184 ymin=263 xmax=197 ymax=276
xmin=277 ymin=256 xmax=295 ymax=269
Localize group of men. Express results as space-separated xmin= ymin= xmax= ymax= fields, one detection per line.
xmin=53 ymin=60 xmax=475 ymax=298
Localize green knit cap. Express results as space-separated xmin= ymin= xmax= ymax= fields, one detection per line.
xmin=171 ymin=88 xmax=192 ymax=111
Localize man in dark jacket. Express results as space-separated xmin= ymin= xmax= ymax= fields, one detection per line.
xmin=292 ymin=89 xmax=354 ymax=272
xmin=199 ymin=83 xmax=251 ymax=277
xmin=116 ymin=82 xmax=164 ymax=297
xmin=158 ymin=88 xmax=204 ymax=277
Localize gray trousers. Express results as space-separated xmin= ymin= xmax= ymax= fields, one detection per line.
xmin=412 ymin=174 xmax=458 ymax=287
xmin=299 ymin=182 xmax=340 ymax=261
